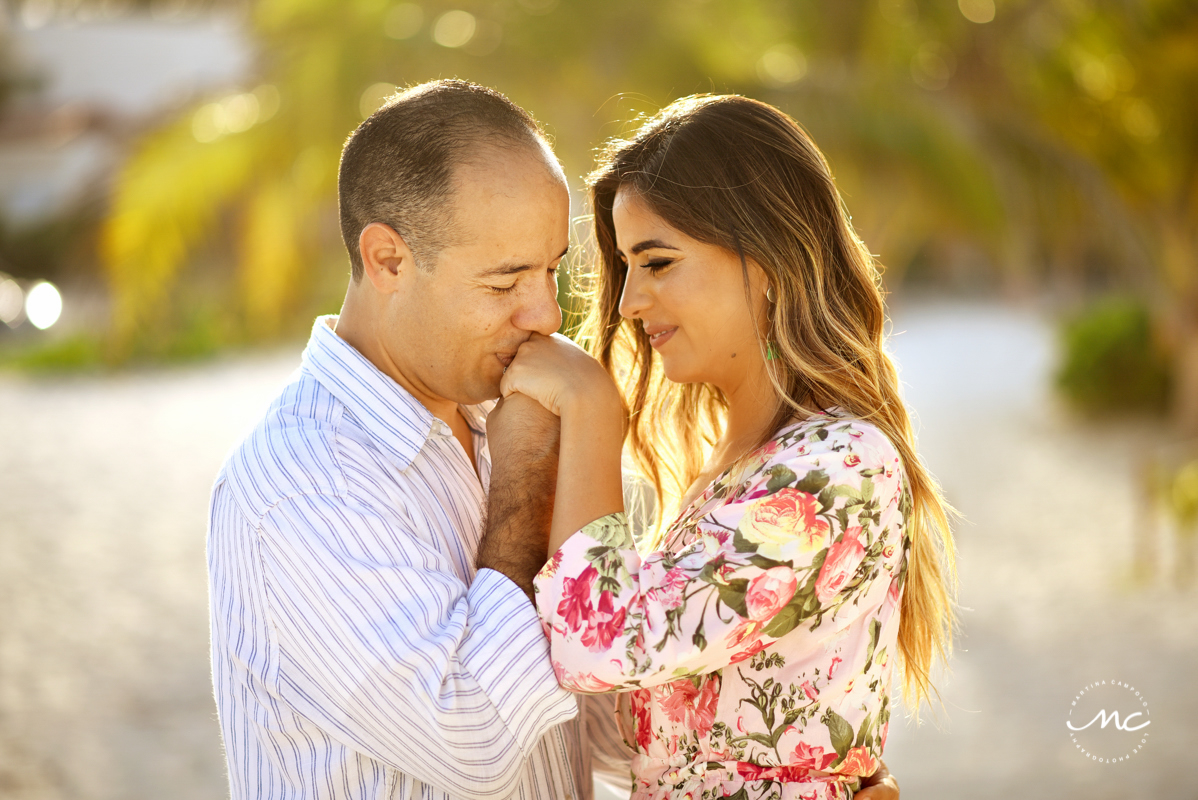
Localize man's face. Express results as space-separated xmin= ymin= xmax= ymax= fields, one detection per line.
xmin=385 ymin=145 xmax=569 ymax=406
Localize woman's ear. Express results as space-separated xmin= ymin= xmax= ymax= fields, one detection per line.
xmin=358 ymin=223 xmax=414 ymax=294
xmin=747 ymin=258 xmax=773 ymax=321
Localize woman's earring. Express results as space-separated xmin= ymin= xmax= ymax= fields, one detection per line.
xmin=766 ymin=285 xmax=776 ymax=303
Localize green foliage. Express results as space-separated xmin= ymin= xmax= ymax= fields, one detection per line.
xmin=0 ymin=334 xmax=104 ymax=372
xmin=94 ymin=0 xmax=1198 ymax=363
xmin=1056 ymin=297 xmax=1171 ymax=414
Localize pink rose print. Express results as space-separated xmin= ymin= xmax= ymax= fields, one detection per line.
xmin=839 ymin=746 xmax=879 ymax=777
xmin=729 ymin=637 xmax=768 ymax=664
xmin=557 ymin=565 xmax=597 ymax=632
xmin=538 ymin=548 xmax=563 ymax=580
xmin=726 ymin=618 xmax=761 ymax=647
xmin=815 ymin=527 xmax=866 ymax=604
xmin=581 ymin=591 xmax=626 ymax=651
xmin=649 ymin=566 xmax=687 ymax=610
xmin=659 ymin=682 xmax=693 ymax=724
xmin=792 ymin=740 xmax=838 ymax=773
xmin=745 ymin=566 xmax=798 ymax=620
xmin=659 ymin=675 xmax=720 ymax=737
xmin=888 ymin=573 xmax=902 ymax=605
xmin=552 ymin=662 xmax=618 ymax=693
xmin=693 ymin=675 xmax=720 ymax=736
xmin=801 ymin=680 xmax=819 ymax=701
xmin=828 ymin=655 xmax=844 ymax=678
xmin=737 ymin=763 xmax=817 ymax=782
xmin=742 ymin=440 xmax=781 ymax=476
xmin=739 ymin=489 xmax=830 ymax=554
xmin=844 ymin=453 xmax=861 ymax=467
xmin=630 ymin=688 xmax=654 ymax=751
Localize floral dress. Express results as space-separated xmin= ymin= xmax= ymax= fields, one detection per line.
xmin=533 ymin=413 xmax=910 ymax=800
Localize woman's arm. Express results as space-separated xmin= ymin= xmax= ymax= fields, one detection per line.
xmin=551 ymin=385 xmax=625 ymax=552
xmin=533 ymin=419 xmax=909 ymax=692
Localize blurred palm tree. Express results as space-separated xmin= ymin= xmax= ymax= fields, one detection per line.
xmin=99 ymin=0 xmax=1197 ymax=386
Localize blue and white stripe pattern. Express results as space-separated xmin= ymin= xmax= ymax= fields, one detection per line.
xmin=207 ymin=316 xmax=594 ymax=800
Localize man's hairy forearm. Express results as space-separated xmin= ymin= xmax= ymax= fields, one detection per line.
xmin=476 ymin=455 xmax=557 ymax=601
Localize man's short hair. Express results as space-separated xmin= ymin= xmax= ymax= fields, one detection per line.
xmin=338 ymin=80 xmax=549 ymax=279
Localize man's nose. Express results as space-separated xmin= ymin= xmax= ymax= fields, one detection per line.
xmin=514 ymin=272 xmax=564 ymax=335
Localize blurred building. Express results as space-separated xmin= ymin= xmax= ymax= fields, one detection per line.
xmin=0 ymin=1 xmax=251 ymax=239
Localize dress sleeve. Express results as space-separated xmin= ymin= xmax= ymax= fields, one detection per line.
xmin=257 ymin=492 xmax=578 ymax=799
xmin=533 ymin=420 xmax=909 ymax=692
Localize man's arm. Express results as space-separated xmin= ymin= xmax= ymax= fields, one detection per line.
xmin=476 ymin=393 xmax=561 ymax=599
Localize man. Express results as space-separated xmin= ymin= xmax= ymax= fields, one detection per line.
xmin=207 ymin=79 xmax=899 ymax=800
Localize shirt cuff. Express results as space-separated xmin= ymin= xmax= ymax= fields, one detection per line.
xmin=459 ymin=568 xmax=578 ymax=752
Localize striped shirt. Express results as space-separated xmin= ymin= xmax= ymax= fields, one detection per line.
xmin=208 ymin=316 xmax=627 ymax=800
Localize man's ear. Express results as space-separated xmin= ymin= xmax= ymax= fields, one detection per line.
xmin=358 ymin=223 xmax=414 ymax=294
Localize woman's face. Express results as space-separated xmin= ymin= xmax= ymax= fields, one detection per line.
xmin=612 ymin=188 xmax=771 ymax=390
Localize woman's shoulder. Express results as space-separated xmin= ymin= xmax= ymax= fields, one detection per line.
xmin=765 ymin=410 xmax=902 ymax=472
xmin=710 ymin=411 xmax=908 ymax=516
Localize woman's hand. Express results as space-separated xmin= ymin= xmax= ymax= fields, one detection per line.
xmin=500 ymin=333 xmax=626 ymax=553
xmin=499 ymin=332 xmax=621 ymax=419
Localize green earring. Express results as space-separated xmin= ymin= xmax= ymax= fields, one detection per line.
xmin=766 ymin=341 xmax=779 ymax=360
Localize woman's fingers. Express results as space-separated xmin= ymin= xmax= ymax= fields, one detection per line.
xmin=499 ymin=355 xmax=559 ymax=414
xmin=503 ymin=331 xmax=618 ymax=418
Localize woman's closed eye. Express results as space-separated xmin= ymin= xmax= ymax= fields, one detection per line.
xmin=644 ymin=259 xmax=674 ymax=274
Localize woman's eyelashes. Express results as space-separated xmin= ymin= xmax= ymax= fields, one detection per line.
xmin=644 ymin=258 xmax=674 ymax=274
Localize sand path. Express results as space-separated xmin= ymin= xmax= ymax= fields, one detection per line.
xmin=1 ymin=301 xmax=1193 ymax=799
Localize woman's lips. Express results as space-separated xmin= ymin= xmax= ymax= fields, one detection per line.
xmin=496 ymin=353 xmax=515 ymax=368
xmin=646 ymin=327 xmax=678 ymax=349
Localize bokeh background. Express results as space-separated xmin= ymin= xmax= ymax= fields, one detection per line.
xmin=1 ymin=0 xmax=1196 ymax=798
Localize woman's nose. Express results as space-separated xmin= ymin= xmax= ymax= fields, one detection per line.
xmin=618 ymin=267 xmax=649 ymax=320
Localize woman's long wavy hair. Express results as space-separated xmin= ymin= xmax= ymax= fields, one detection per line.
xmin=577 ymin=94 xmax=957 ymax=714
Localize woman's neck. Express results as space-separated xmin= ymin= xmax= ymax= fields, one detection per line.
xmin=711 ymin=363 xmax=782 ymax=466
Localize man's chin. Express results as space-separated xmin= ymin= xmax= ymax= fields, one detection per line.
xmin=461 ymin=379 xmax=503 ymax=406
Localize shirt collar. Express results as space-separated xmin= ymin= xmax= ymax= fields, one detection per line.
xmin=459 ymin=401 xmax=492 ymax=437
xmin=301 ymin=315 xmax=435 ymax=472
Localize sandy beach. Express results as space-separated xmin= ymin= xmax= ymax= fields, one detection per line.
xmin=1 ymin=299 xmax=1194 ymax=799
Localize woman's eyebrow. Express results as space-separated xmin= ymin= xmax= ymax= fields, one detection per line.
xmin=630 ymin=239 xmax=680 ymax=254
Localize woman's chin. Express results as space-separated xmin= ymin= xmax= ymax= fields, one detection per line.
xmin=660 ymin=358 xmax=703 ymax=386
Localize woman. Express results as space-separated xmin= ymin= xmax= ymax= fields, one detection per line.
xmin=500 ymin=95 xmax=955 ymax=800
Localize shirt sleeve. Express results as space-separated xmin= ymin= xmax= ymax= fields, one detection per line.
xmin=532 ymin=422 xmax=908 ymax=691
xmin=257 ymin=491 xmax=578 ymax=799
